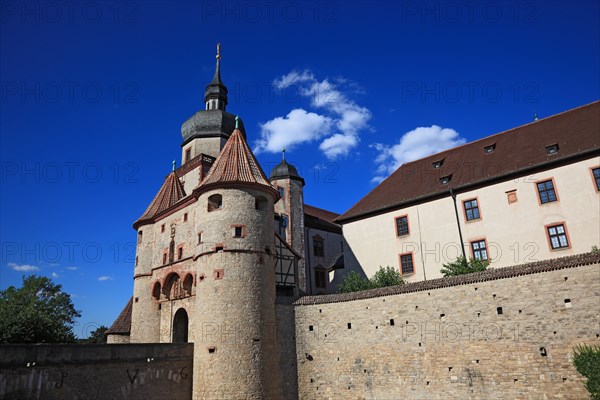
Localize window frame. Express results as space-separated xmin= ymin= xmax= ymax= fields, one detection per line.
xmin=590 ymin=166 xmax=600 ymax=193
xmin=394 ymin=215 xmax=410 ymax=237
xmin=314 ymin=267 xmax=327 ymax=289
xmin=462 ymin=197 xmax=482 ymax=222
xmin=535 ymin=178 xmax=559 ymax=205
xmin=313 ymin=235 xmax=325 ymax=258
xmin=545 ymin=222 xmax=571 ymax=251
xmin=398 ymin=252 xmax=415 ymax=275
xmin=231 ymin=224 xmax=246 ymax=238
xmin=470 ymin=238 xmax=489 ymax=261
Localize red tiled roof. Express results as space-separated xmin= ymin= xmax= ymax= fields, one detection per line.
xmin=106 ymin=297 xmax=132 ymax=335
xmin=304 ymin=204 xmax=342 ymax=233
xmin=134 ymin=171 xmax=187 ymax=228
xmin=199 ymin=128 xmax=278 ymax=197
xmin=337 ymin=101 xmax=600 ymax=223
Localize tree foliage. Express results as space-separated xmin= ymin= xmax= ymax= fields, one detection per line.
xmin=573 ymin=344 xmax=600 ymax=400
xmin=0 ymin=275 xmax=81 ymax=343
xmin=338 ymin=267 xmax=404 ymax=293
xmin=81 ymin=326 xmax=108 ymax=344
xmin=440 ymin=256 xmax=489 ymax=277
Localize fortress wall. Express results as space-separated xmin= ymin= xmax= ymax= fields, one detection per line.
xmin=0 ymin=343 xmax=193 ymax=400
xmin=294 ymin=255 xmax=600 ymax=400
xmin=276 ymin=302 xmax=299 ymax=400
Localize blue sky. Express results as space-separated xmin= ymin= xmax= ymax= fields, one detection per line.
xmin=1 ymin=1 xmax=598 ymax=337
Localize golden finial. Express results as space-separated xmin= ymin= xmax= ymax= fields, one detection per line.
xmin=216 ymin=43 xmax=221 ymax=60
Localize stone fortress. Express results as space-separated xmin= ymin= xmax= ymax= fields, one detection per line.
xmin=1 ymin=47 xmax=599 ymax=400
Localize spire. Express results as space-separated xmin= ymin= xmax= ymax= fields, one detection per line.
xmin=282 ymin=148 xmax=286 ymax=160
xmin=134 ymin=171 xmax=187 ymax=228
xmin=534 ymin=113 xmax=539 ymax=121
xmin=172 ymin=160 xmax=176 ymax=172
xmin=205 ymin=43 xmax=228 ymax=111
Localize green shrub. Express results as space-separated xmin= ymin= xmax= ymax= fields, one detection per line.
xmin=440 ymin=256 xmax=489 ymax=277
xmin=573 ymin=344 xmax=600 ymax=399
xmin=338 ymin=267 xmax=404 ymax=293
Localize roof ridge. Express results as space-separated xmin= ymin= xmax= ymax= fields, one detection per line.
xmin=134 ymin=172 xmax=187 ymax=227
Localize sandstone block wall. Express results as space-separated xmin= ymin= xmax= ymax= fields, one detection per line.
xmin=294 ymin=255 xmax=600 ymax=399
xmin=0 ymin=343 xmax=193 ymax=400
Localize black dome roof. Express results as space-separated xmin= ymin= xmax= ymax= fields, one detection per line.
xmin=269 ymin=159 xmax=304 ymax=185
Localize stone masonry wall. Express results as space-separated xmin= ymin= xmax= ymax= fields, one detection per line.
xmin=294 ymin=253 xmax=600 ymax=399
xmin=0 ymin=343 xmax=193 ymax=400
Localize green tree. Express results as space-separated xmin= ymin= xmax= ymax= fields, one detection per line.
xmin=440 ymin=256 xmax=489 ymax=277
xmin=370 ymin=266 xmax=405 ymax=288
xmin=0 ymin=275 xmax=81 ymax=343
xmin=573 ymin=344 xmax=600 ymax=400
xmin=337 ymin=271 xmax=372 ymax=293
xmin=82 ymin=325 xmax=108 ymax=344
xmin=338 ymin=267 xmax=405 ymax=293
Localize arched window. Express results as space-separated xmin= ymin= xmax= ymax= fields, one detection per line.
xmin=208 ymin=194 xmax=222 ymax=211
xmin=172 ymin=308 xmax=188 ymax=343
xmin=183 ymin=274 xmax=193 ymax=295
xmin=164 ymin=273 xmax=182 ymax=300
xmin=255 ymin=195 xmax=268 ymax=211
xmin=152 ymin=281 xmax=161 ymax=300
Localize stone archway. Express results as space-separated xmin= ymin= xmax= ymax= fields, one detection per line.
xmin=172 ymin=308 xmax=189 ymax=343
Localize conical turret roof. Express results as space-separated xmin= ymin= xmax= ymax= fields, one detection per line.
xmin=199 ymin=128 xmax=279 ymax=199
xmin=134 ymin=171 xmax=187 ymax=228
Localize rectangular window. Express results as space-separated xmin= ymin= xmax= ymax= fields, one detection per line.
xmin=197 ymin=232 xmax=202 ymax=244
xmin=178 ymin=247 xmax=183 ymax=260
xmin=315 ymin=269 xmax=326 ymax=288
xmin=313 ymin=237 xmax=325 ymax=257
xmin=395 ymin=215 xmax=409 ymax=236
xmin=471 ymin=240 xmax=488 ymax=261
xmin=278 ymin=187 xmax=285 ymax=200
xmin=234 ymin=226 xmax=243 ymax=238
xmin=547 ymin=223 xmax=569 ymax=250
xmin=162 ymin=253 xmax=167 ymax=265
xmin=184 ymin=213 xmax=188 ymax=222
xmin=537 ymin=179 xmax=557 ymax=204
xmin=185 ymin=148 xmax=191 ymax=162
xmin=161 ymin=224 xmax=165 ymax=233
xmin=399 ymin=253 xmax=414 ymax=275
xmin=463 ymin=199 xmax=480 ymax=221
xmin=593 ymin=168 xmax=600 ymax=191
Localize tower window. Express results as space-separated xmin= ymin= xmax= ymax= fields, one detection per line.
xmin=197 ymin=232 xmax=202 ymax=244
xmin=537 ymin=179 xmax=558 ymax=204
xmin=137 ymin=230 xmax=143 ymax=244
xmin=313 ymin=236 xmax=325 ymax=257
xmin=162 ymin=252 xmax=167 ymax=265
xmin=395 ymin=215 xmax=409 ymax=236
xmin=161 ymin=224 xmax=165 ymax=233
xmin=185 ymin=148 xmax=191 ymax=162
xmin=183 ymin=213 xmax=188 ymax=222
xmin=232 ymin=225 xmax=245 ymax=238
xmin=471 ymin=239 xmax=488 ymax=261
xmin=178 ymin=247 xmax=183 ymax=260
xmin=255 ymin=196 xmax=268 ymax=211
xmin=463 ymin=199 xmax=481 ymax=221
xmin=399 ymin=253 xmax=414 ymax=275
xmin=278 ymin=187 xmax=285 ymax=200
xmin=546 ymin=223 xmax=570 ymax=250
xmin=208 ymin=194 xmax=223 ymax=211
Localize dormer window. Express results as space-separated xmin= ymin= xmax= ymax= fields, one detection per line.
xmin=440 ymin=174 xmax=452 ymax=185
xmin=432 ymin=159 xmax=444 ymax=169
xmin=484 ymin=144 xmax=496 ymax=154
xmin=545 ymin=144 xmax=559 ymax=155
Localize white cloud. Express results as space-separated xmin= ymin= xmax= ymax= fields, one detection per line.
xmin=51 ymin=272 xmax=59 ymax=279
xmin=66 ymin=266 xmax=78 ymax=271
xmin=371 ymin=125 xmax=467 ymax=183
xmin=97 ymin=276 xmax=113 ymax=281
xmin=8 ymin=263 xmax=40 ymax=272
xmin=273 ymin=70 xmax=315 ymax=89
xmin=257 ymin=70 xmax=371 ymax=160
xmin=254 ymin=109 xmax=332 ymax=154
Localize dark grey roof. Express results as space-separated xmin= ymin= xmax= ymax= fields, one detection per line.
xmin=269 ymin=159 xmax=304 ymax=185
xmin=181 ymin=110 xmax=246 ymax=146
